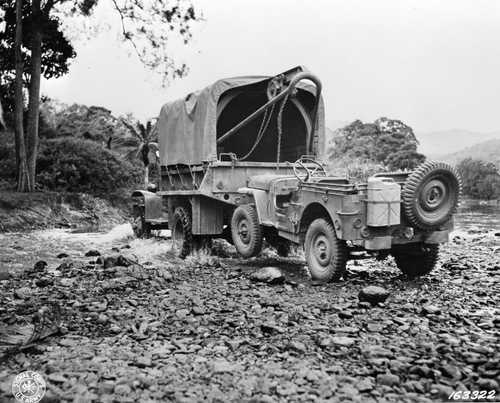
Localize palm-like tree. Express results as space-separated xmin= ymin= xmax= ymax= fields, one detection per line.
xmin=116 ymin=118 xmax=159 ymax=188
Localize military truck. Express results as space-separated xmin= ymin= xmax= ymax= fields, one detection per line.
xmin=131 ymin=66 xmax=461 ymax=281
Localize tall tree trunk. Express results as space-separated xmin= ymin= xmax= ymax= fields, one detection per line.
xmin=144 ymin=165 xmax=149 ymax=188
xmin=14 ymin=0 xmax=30 ymax=192
xmin=0 ymin=99 xmax=5 ymax=130
xmin=26 ymin=0 xmax=42 ymax=191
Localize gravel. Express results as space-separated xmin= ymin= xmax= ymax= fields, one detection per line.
xmin=0 ymin=228 xmax=498 ymax=402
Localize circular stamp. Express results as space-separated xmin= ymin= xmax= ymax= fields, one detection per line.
xmin=11 ymin=371 xmax=46 ymax=403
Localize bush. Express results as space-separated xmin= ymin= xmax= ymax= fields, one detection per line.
xmin=37 ymin=138 xmax=143 ymax=194
xmin=329 ymin=118 xmax=426 ymax=171
xmin=456 ymin=158 xmax=500 ymax=200
xmin=0 ymin=130 xmax=16 ymax=184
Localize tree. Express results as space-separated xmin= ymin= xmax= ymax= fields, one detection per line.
xmin=329 ymin=117 xmax=425 ymax=171
xmin=14 ymin=0 xmax=30 ymax=190
xmin=117 ymin=118 xmax=159 ymax=187
xmin=0 ymin=0 xmax=200 ymax=191
xmin=456 ymin=158 xmax=500 ymax=200
xmin=0 ymin=98 xmax=5 ymax=129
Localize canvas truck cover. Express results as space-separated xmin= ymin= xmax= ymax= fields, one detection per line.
xmin=157 ymin=66 xmax=325 ymax=166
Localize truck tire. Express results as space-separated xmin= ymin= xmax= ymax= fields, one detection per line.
xmin=392 ymin=243 xmax=439 ymax=278
xmin=231 ymin=205 xmax=263 ymax=258
xmin=132 ymin=208 xmax=151 ymax=238
xmin=402 ymin=161 xmax=461 ymax=230
xmin=304 ymin=218 xmax=348 ymax=282
xmin=171 ymin=206 xmax=193 ymax=258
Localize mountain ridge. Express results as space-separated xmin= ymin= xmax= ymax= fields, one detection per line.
xmin=428 ymin=138 xmax=500 ymax=167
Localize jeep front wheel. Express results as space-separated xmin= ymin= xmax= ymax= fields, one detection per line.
xmin=304 ymin=218 xmax=348 ymax=282
xmin=231 ymin=205 xmax=263 ymax=258
xmin=392 ymin=243 xmax=439 ymax=278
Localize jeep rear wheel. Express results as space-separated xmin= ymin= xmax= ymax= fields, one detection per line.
xmin=231 ymin=205 xmax=263 ymax=258
xmin=392 ymin=243 xmax=439 ymax=278
xmin=171 ymin=206 xmax=193 ymax=258
xmin=304 ymin=218 xmax=348 ymax=282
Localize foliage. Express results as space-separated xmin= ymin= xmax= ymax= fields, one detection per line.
xmin=40 ymin=99 xmax=128 ymax=144
xmin=36 ymin=137 xmax=142 ymax=194
xmin=1 ymin=0 xmax=201 ymax=192
xmin=117 ymin=118 xmax=158 ymax=164
xmin=329 ymin=117 xmax=426 ymax=171
xmin=53 ymin=0 xmax=200 ymax=83
xmin=116 ymin=117 xmax=159 ymax=186
xmin=0 ymin=0 xmax=75 ymax=117
xmin=456 ymin=158 xmax=500 ymax=200
xmin=0 ymin=129 xmax=16 ymax=183
xmin=327 ymin=156 xmax=386 ymax=182
xmin=0 ymin=0 xmax=200 ymax=87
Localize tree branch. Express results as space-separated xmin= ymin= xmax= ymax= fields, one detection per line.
xmin=110 ymin=0 xmax=148 ymax=67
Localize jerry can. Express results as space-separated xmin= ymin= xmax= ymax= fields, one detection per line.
xmin=366 ymin=177 xmax=401 ymax=226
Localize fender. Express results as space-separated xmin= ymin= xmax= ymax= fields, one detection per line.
xmin=299 ymin=201 xmax=344 ymax=239
xmin=237 ymin=187 xmax=273 ymax=226
xmin=131 ymin=190 xmax=163 ymax=221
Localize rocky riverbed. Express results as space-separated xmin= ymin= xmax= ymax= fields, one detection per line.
xmin=0 ymin=226 xmax=499 ymax=402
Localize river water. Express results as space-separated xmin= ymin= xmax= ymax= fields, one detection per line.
xmin=454 ymin=199 xmax=500 ymax=232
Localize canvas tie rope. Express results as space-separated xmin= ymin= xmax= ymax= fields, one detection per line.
xmin=276 ymin=91 xmax=290 ymax=168
xmin=240 ymin=102 xmax=275 ymax=161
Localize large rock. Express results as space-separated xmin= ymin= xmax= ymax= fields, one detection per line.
xmin=84 ymin=249 xmax=101 ymax=257
xmin=14 ymin=286 xmax=32 ymax=299
xmin=358 ymin=286 xmax=390 ymax=305
xmin=250 ymin=267 xmax=285 ymax=284
xmin=331 ymin=336 xmax=356 ymax=347
xmin=97 ymin=254 xmax=135 ymax=269
xmin=377 ymin=373 xmax=400 ymax=387
xmin=33 ymin=260 xmax=47 ymax=272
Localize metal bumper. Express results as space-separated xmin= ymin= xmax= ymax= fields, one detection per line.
xmin=363 ymin=229 xmax=450 ymax=250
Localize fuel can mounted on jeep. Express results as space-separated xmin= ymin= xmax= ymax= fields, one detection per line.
xmin=131 ymin=66 xmax=461 ymax=281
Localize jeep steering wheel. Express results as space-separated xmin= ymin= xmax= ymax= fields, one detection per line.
xmin=293 ymin=157 xmax=327 ymax=182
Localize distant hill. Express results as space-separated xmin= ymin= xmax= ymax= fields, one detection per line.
xmin=416 ymin=129 xmax=500 ymax=155
xmin=431 ymin=138 xmax=500 ymax=167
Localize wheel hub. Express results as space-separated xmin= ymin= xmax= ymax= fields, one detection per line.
xmin=313 ymin=234 xmax=331 ymax=266
xmin=237 ymin=220 xmax=250 ymax=244
xmin=420 ymin=179 xmax=447 ymax=211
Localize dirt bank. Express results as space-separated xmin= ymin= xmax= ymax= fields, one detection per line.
xmin=0 ymin=191 xmax=129 ymax=232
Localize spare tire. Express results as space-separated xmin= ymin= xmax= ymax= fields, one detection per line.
xmin=402 ymin=161 xmax=461 ymax=230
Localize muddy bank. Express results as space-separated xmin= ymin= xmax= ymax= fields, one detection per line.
xmin=0 ymin=191 xmax=130 ymax=232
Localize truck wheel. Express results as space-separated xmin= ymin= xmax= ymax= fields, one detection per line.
xmin=132 ymin=209 xmax=151 ymax=238
xmin=304 ymin=218 xmax=348 ymax=282
xmin=231 ymin=205 xmax=263 ymax=258
xmin=402 ymin=161 xmax=461 ymax=230
xmin=392 ymin=243 xmax=439 ymax=278
xmin=171 ymin=206 xmax=193 ymax=258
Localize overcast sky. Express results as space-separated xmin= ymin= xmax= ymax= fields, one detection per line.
xmin=42 ymin=0 xmax=500 ymax=134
